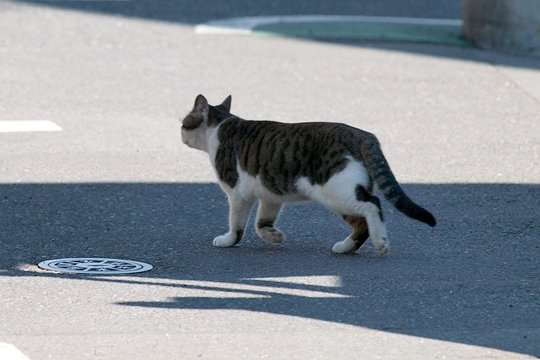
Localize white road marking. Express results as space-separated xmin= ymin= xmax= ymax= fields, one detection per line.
xmin=0 ymin=120 xmax=62 ymax=133
xmin=195 ymin=15 xmax=463 ymax=35
xmin=0 ymin=343 xmax=31 ymax=360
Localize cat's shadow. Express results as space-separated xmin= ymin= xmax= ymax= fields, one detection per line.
xmin=1 ymin=182 xmax=538 ymax=357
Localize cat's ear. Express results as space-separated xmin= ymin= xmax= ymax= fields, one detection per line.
xmin=193 ymin=94 xmax=209 ymax=117
xmin=220 ymin=95 xmax=232 ymax=112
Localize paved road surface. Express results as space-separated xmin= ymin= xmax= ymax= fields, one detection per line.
xmin=0 ymin=1 xmax=539 ymax=359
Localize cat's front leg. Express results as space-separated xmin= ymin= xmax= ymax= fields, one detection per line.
xmin=213 ymin=193 xmax=254 ymax=247
xmin=255 ymin=200 xmax=285 ymax=244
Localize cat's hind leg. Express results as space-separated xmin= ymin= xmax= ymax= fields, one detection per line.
xmin=213 ymin=193 xmax=254 ymax=248
xmin=365 ymin=211 xmax=389 ymax=255
xmin=332 ymin=215 xmax=370 ymax=254
xmin=329 ymin=186 xmax=389 ymax=255
xmin=300 ymin=159 xmax=389 ymax=255
xmin=357 ymin=188 xmax=389 ymax=255
xmin=333 ymin=208 xmax=388 ymax=255
xmin=255 ymin=200 xmax=285 ymax=244
xmin=355 ymin=187 xmax=389 ymax=255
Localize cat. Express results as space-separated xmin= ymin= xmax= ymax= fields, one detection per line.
xmin=181 ymin=94 xmax=436 ymax=255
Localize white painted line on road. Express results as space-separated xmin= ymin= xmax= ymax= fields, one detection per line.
xmin=195 ymin=15 xmax=463 ymax=35
xmin=0 ymin=343 xmax=31 ymax=360
xmin=0 ymin=120 xmax=62 ymax=133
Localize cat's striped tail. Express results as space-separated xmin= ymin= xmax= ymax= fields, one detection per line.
xmin=361 ymin=137 xmax=437 ymax=227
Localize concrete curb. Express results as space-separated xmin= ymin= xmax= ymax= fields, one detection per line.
xmin=195 ymin=15 xmax=471 ymax=47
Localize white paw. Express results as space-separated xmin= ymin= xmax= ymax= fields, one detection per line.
xmin=257 ymin=227 xmax=285 ymax=244
xmin=213 ymin=233 xmax=236 ymax=247
xmin=373 ymin=237 xmax=390 ymax=256
xmin=332 ymin=237 xmax=357 ymax=254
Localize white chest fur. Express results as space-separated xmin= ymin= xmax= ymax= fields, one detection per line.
xmin=206 ymin=125 xmax=221 ymax=168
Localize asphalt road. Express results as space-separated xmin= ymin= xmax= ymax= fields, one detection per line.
xmin=0 ymin=1 xmax=539 ymax=359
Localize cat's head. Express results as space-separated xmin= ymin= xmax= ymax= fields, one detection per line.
xmin=181 ymin=94 xmax=232 ymax=151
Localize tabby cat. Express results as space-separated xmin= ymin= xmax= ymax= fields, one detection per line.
xmin=181 ymin=95 xmax=436 ymax=255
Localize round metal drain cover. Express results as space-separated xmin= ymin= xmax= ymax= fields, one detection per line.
xmin=38 ymin=258 xmax=153 ymax=275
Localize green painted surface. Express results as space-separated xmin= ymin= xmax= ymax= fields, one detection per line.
xmin=254 ymin=21 xmax=474 ymax=47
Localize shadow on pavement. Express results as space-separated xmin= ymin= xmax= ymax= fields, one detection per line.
xmin=1 ymin=182 xmax=538 ymax=357
xmin=10 ymin=0 xmax=540 ymax=70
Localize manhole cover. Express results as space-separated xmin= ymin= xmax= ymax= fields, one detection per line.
xmin=38 ymin=258 xmax=153 ymax=275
